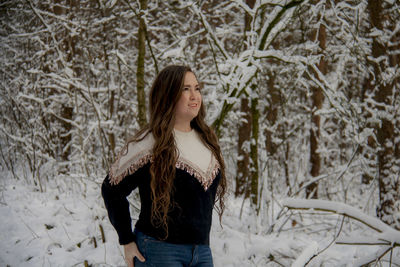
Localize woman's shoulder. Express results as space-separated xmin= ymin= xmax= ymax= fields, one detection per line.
xmin=108 ymin=132 xmax=154 ymax=185
xmin=130 ymin=131 xmax=154 ymax=151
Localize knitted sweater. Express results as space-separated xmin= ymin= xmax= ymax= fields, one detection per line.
xmin=101 ymin=129 xmax=221 ymax=245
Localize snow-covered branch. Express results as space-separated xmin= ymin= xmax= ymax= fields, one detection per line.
xmin=282 ymin=198 xmax=400 ymax=236
xmin=282 ymin=198 xmax=400 ymax=265
xmin=282 ymin=198 xmax=400 ymax=248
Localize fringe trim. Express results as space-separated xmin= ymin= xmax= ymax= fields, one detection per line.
xmin=109 ymin=153 xmax=152 ymax=185
xmin=175 ymin=160 xmax=220 ymax=191
xmin=110 ymin=153 xmax=220 ymax=191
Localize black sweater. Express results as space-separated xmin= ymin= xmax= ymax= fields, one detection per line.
xmin=101 ymin=163 xmax=221 ymax=245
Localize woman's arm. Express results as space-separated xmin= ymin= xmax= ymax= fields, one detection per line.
xmin=101 ymin=173 xmax=139 ymax=245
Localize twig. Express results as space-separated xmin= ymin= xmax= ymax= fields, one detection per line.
xmin=99 ymin=224 xmax=105 ymax=243
xmin=62 ymin=223 xmax=71 ymax=240
xmin=19 ymin=215 xmax=40 ymax=239
xmin=359 ymin=245 xmax=394 ymax=267
xmin=304 ymin=215 xmax=345 ymax=266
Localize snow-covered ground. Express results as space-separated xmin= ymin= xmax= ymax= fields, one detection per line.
xmin=1 ymin=175 xmax=399 ymax=266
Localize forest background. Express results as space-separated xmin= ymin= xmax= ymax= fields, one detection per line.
xmin=1 ymin=0 xmax=399 ymax=266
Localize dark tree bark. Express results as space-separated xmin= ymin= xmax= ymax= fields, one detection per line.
xmin=236 ymin=98 xmax=252 ymax=197
xmin=235 ymin=0 xmax=256 ymax=198
xmin=366 ymin=0 xmax=400 ymax=229
xmin=136 ymin=0 xmax=148 ymax=128
xmin=56 ymin=0 xmax=76 ymax=168
xmin=250 ymin=94 xmax=259 ymax=207
xmin=306 ymin=21 xmax=326 ymax=199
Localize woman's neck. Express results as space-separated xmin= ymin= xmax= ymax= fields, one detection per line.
xmin=174 ymin=121 xmax=192 ymax=132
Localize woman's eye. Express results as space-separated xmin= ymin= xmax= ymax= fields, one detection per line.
xmin=183 ymin=87 xmax=189 ymax=91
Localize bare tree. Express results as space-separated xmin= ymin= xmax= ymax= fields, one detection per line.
xmin=136 ymin=0 xmax=148 ymax=128
xmin=365 ymin=0 xmax=400 ymax=229
xmin=235 ymin=0 xmax=255 ymax=198
xmin=306 ymin=2 xmax=327 ymax=199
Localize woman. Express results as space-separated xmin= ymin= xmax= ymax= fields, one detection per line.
xmin=101 ymin=65 xmax=227 ymax=267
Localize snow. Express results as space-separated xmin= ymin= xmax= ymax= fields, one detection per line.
xmin=161 ymin=40 xmax=186 ymax=60
xmin=1 ymin=176 xmax=399 ymax=266
xmin=291 ymin=241 xmax=318 ymax=267
xmin=2 ymin=0 xmax=400 ymax=266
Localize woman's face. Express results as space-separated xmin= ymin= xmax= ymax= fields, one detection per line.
xmin=174 ymin=71 xmax=202 ymax=124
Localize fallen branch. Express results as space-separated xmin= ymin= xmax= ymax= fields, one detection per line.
xmin=282 ymin=198 xmax=400 ymax=237
xmin=282 ymin=198 xmax=400 ymax=265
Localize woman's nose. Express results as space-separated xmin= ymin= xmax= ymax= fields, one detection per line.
xmin=189 ymin=90 xmax=196 ymax=100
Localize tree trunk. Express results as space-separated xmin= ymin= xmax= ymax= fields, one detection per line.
xmin=235 ymin=0 xmax=256 ymax=198
xmin=265 ymin=72 xmax=278 ymax=157
xmin=306 ymin=21 xmax=326 ymax=199
xmin=57 ymin=0 xmax=75 ymax=169
xmin=136 ymin=0 xmax=148 ymax=128
xmin=366 ymin=0 xmax=399 ymax=229
xmin=250 ymin=95 xmax=259 ymax=207
xmin=236 ymin=98 xmax=251 ymax=197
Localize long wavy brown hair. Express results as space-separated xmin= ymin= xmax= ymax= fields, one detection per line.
xmin=129 ymin=65 xmax=226 ymax=238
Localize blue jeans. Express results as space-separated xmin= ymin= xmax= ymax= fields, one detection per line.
xmin=133 ymin=229 xmax=214 ymax=267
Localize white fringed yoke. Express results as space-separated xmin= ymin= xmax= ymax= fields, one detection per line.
xmin=109 ymin=129 xmax=220 ymax=191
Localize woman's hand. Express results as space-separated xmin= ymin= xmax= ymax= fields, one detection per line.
xmin=123 ymin=241 xmax=146 ymax=267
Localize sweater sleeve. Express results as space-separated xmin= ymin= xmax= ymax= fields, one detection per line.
xmin=101 ymin=172 xmax=141 ymax=245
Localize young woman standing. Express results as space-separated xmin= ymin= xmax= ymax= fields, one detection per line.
xmin=101 ymin=65 xmax=227 ymax=267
